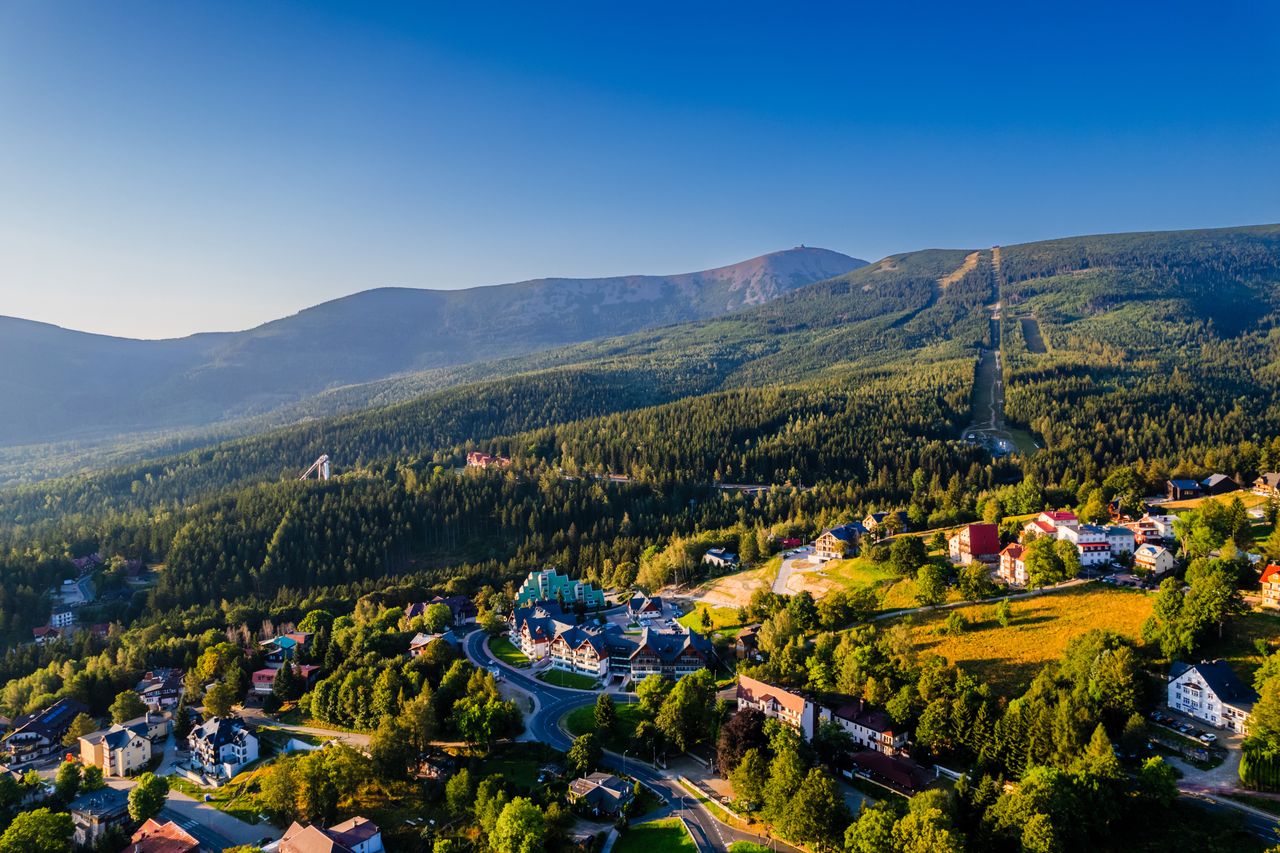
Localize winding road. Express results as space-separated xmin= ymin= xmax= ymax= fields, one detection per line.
xmin=463 ymin=630 xmax=796 ymax=852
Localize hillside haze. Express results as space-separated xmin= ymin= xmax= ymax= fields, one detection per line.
xmin=0 ymin=246 xmax=864 ymax=447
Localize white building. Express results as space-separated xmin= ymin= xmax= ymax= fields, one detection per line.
xmin=1168 ymin=660 xmax=1256 ymax=734
xmin=1058 ymin=523 xmax=1111 ymax=566
xmin=736 ymin=674 xmax=817 ymax=739
xmin=1134 ymin=543 xmax=1175 ymax=576
xmin=188 ymin=717 xmax=259 ymax=782
xmin=1105 ymin=525 xmax=1136 ymax=555
xmin=818 ymin=699 xmax=907 ymax=755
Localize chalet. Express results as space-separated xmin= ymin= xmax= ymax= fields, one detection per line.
xmin=135 ymin=668 xmax=185 ymax=711
xmin=819 ymin=698 xmax=907 ymax=755
xmin=31 ymin=625 xmax=60 ymax=645
xmin=1254 ymin=473 xmax=1280 ymax=497
xmin=1201 ymin=474 xmax=1239 ymax=496
xmin=814 ymin=524 xmax=865 ymax=560
xmin=514 ymin=569 xmax=605 ymax=609
xmin=998 ymin=543 xmax=1028 ymax=586
xmin=259 ymin=634 xmax=308 ymax=668
xmin=568 ymin=773 xmax=634 ymax=817
xmin=188 ymin=717 xmax=259 ymax=782
xmin=735 ymin=625 xmax=763 ymax=661
xmin=862 ymin=511 xmax=909 ymax=535
xmin=509 ymin=600 xmax=571 ymax=659
xmin=549 ymin=627 xmax=609 ymax=679
xmin=1134 ymin=543 xmax=1175 ymax=576
xmin=624 ymin=627 xmax=713 ymax=680
xmin=1022 ymin=510 xmax=1078 ymax=540
xmin=627 ymin=594 xmax=664 ymax=622
xmin=1058 ymin=524 xmax=1111 ymax=566
xmin=69 ymin=787 xmax=131 ymax=848
xmin=3 ymin=697 xmax=88 ymax=767
xmin=948 ymin=523 xmax=1000 ymax=565
xmin=703 ymin=548 xmax=739 ymax=569
xmin=850 ymin=751 xmax=933 ymax=794
xmin=1126 ymin=513 xmax=1178 ymax=544
xmin=408 ymin=631 xmax=459 ymax=657
xmin=279 ymin=817 xmax=385 ymax=853
xmin=736 ymin=675 xmax=816 ymax=739
xmin=466 ymin=451 xmax=512 ymax=470
xmin=1167 ymin=479 xmax=1203 ymax=501
xmin=406 ymin=596 xmax=478 ymax=626
xmin=1168 ymin=660 xmax=1256 ymax=734
xmin=128 ymin=818 xmax=200 ymax=853
xmin=79 ymin=722 xmax=152 ymax=777
xmin=1105 ymin=525 xmax=1136 ymax=555
xmin=1259 ymin=564 xmax=1280 ymax=608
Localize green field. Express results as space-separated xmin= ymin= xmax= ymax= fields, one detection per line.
xmin=563 ymin=701 xmax=647 ymax=752
xmin=613 ymin=819 xmax=696 ymax=853
xmin=489 ymin=636 xmax=530 ymax=668
xmin=729 ymin=844 xmax=773 ymax=853
xmin=677 ymin=604 xmax=745 ymax=634
xmin=537 ymin=668 xmax=600 ymax=689
xmin=168 ymin=769 xmax=269 ymax=825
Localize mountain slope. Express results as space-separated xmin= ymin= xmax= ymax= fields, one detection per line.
xmin=0 ymin=246 xmax=864 ymax=448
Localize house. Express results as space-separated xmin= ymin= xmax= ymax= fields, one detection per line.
xmin=1168 ymin=660 xmax=1257 ymax=734
xmin=1167 ymin=479 xmax=1203 ymax=501
xmin=406 ymin=596 xmax=478 ymax=627
xmin=849 ymin=751 xmax=933 ymax=794
xmin=252 ymin=663 xmax=321 ymax=694
xmin=1 ymin=767 xmax=48 ymax=808
xmin=779 ymin=537 xmax=803 ymax=549
xmin=32 ymin=625 xmax=60 ymax=644
xmin=1201 ymin=474 xmax=1239 ymax=496
xmin=735 ymin=625 xmax=762 ymax=661
xmin=188 ymin=717 xmax=259 ymax=782
xmin=260 ymin=634 xmax=309 ymax=669
xmin=514 ymin=569 xmax=606 ymax=609
xmin=1134 ymin=543 xmax=1175 ymax=576
xmin=50 ymin=607 xmax=76 ymax=629
xmin=1058 ymin=524 xmax=1111 ymax=566
xmin=69 ymin=787 xmax=131 ymax=848
xmin=819 ymin=698 xmax=907 ymax=755
xmin=568 ymin=772 xmax=634 ymax=817
xmin=736 ymin=675 xmax=816 ymax=739
xmin=1105 ymin=525 xmax=1136 ymax=556
xmin=1022 ymin=511 xmax=1079 ymax=540
xmin=1259 ymin=564 xmax=1280 ymax=607
xmin=79 ymin=721 xmax=155 ymax=776
xmin=509 ymin=600 xmax=570 ymax=660
xmin=3 ymin=697 xmax=89 ymax=767
xmin=998 ymin=543 xmax=1028 ymax=586
xmin=277 ymin=817 xmax=385 ymax=853
xmin=814 ymin=524 xmax=865 ymax=560
xmin=1126 ymin=513 xmax=1178 ymax=544
xmin=948 ymin=523 xmax=1000 ymax=565
xmin=135 ymin=668 xmax=185 ymax=712
xmin=128 ymin=818 xmax=200 ymax=853
xmin=627 ymin=594 xmax=664 ymax=622
xmin=623 ymin=626 xmax=712 ymax=680
xmin=703 ymin=548 xmax=739 ymax=569
xmin=466 ymin=451 xmax=512 ymax=470
xmin=408 ymin=631 xmax=459 ymax=657
xmin=1254 ymin=473 xmax=1280 ymax=498
xmin=862 ymin=511 xmax=909 ymax=535
xmin=548 ymin=628 xmax=609 ymax=679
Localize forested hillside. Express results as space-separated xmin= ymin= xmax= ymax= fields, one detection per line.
xmin=2 ymin=224 xmax=1280 ymax=661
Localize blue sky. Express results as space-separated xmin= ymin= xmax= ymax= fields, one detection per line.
xmin=2 ymin=2 xmax=1277 ymax=338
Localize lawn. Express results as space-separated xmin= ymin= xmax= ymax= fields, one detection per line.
xmin=729 ymin=844 xmax=772 ymax=853
xmin=1202 ymin=608 xmax=1280 ymax=683
xmin=613 ymin=819 xmax=696 ymax=853
xmin=901 ymin=585 xmax=1154 ymax=694
xmin=537 ymin=669 xmax=600 ymax=689
xmin=678 ymin=604 xmax=745 ymax=635
xmin=825 ymin=556 xmax=897 ymax=587
xmin=563 ymin=701 xmax=647 ymax=752
xmin=167 ymin=767 xmax=270 ymax=825
xmin=1163 ymin=491 xmax=1268 ymax=512
xmin=878 ymin=577 xmax=965 ymax=612
xmin=489 ymin=636 xmax=531 ymax=668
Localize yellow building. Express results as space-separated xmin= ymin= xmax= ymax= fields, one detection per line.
xmin=79 ymin=722 xmax=152 ymax=777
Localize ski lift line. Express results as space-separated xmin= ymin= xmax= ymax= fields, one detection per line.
xmin=300 ymin=454 xmax=331 ymax=481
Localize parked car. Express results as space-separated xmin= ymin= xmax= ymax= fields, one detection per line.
xmin=1199 ymin=733 xmax=1218 ymax=744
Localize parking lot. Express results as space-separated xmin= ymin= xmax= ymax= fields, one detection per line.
xmin=1149 ymin=706 xmax=1245 ymax=787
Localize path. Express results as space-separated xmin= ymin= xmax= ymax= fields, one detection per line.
xmin=238 ymin=709 xmax=372 ymax=748
xmin=773 ymin=546 xmax=814 ymax=594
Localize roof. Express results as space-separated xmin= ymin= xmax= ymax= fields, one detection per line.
xmin=632 ymin=626 xmax=711 ymax=663
xmin=1169 ymin=479 xmax=1201 ymax=490
xmin=1170 ymin=660 xmax=1259 ymax=710
xmin=1262 ymin=564 xmax=1280 ymax=585
xmin=81 ymin=722 xmax=149 ymax=750
xmin=958 ymin=523 xmax=1000 ymax=555
xmin=628 ymin=594 xmax=663 ymax=614
xmin=851 ymin=752 xmax=932 ymax=792
xmin=189 ymin=716 xmax=256 ymax=750
xmin=569 ymin=773 xmax=633 ymax=809
xmin=1041 ymin=510 xmax=1077 ymax=522
xmin=1203 ymin=474 xmax=1237 ymax=488
xmin=1136 ymin=543 xmax=1168 ymax=559
xmin=737 ymin=674 xmax=808 ymax=716
xmin=129 ymin=818 xmax=200 ymax=853
xmin=1257 ymin=473 xmax=1280 ymax=488
xmin=828 ymin=697 xmax=898 ymax=735
xmin=7 ymin=697 xmax=88 ymax=742
xmin=819 ymin=524 xmax=865 ymax=544
xmin=280 ymin=818 xmax=381 ymax=853
xmin=68 ymin=786 xmax=129 ymax=818
xmin=1001 ymin=543 xmax=1025 ymax=559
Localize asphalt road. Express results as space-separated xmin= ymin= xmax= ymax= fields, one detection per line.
xmin=464 ymin=631 xmax=796 ymax=852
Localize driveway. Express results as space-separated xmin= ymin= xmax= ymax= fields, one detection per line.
xmin=773 ymin=547 xmax=815 ymax=594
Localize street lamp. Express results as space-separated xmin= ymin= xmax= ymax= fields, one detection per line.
xmin=622 ymin=749 xmax=629 ymax=778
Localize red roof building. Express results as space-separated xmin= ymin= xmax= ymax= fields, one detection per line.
xmin=949 ymin=523 xmax=1000 ymax=565
xmin=1261 ymin=564 xmax=1280 ymax=607
xmin=127 ymin=818 xmax=200 ymax=853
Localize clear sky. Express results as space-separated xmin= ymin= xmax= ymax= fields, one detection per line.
xmin=2 ymin=1 xmax=1277 ymax=339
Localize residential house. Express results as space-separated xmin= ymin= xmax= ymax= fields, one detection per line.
xmin=514 ymin=569 xmax=606 ymax=609
xmin=736 ymin=675 xmax=816 ymax=739
xmin=1 ymin=767 xmax=47 ymax=809
xmin=814 ymin=524 xmax=866 ymax=560
xmin=31 ymin=625 xmax=61 ymax=645
xmin=703 ymin=548 xmax=739 ymax=569
xmin=277 ymin=817 xmax=385 ymax=853
xmin=624 ymin=627 xmax=712 ymax=680
xmin=188 ymin=717 xmax=259 ymax=782
xmin=135 ymin=668 xmax=185 ymax=712
xmin=50 ymin=607 xmax=76 ymax=629
xmin=1201 ymin=474 xmax=1239 ymax=496
xmin=1126 ymin=514 xmax=1178 ymax=544
xmin=627 ymin=594 xmax=664 ymax=622
xmin=1168 ymin=660 xmax=1257 ymax=734
xmin=1022 ymin=511 xmax=1079 ymax=540
xmin=69 ymin=787 xmax=131 ymax=848
xmin=79 ymin=722 xmax=152 ymax=777
xmin=407 ymin=631 xmax=458 ymax=657
xmin=260 ymin=634 xmax=310 ymax=669
xmin=1167 ymin=479 xmax=1203 ymax=501
xmin=1105 ymin=525 xmax=1136 ymax=556
xmin=509 ymin=600 xmax=570 ymax=660
xmin=819 ymin=698 xmax=907 ymax=755
xmin=568 ymin=773 xmax=634 ymax=817
xmin=1254 ymin=473 xmax=1280 ymax=498
xmin=1057 ymin=524 xmax=1111 ymax=566
xmin=252 ymin=664 xmax=321 ymax=695
xmin=128 ymin=818 xmax=200 ymax=853
xmin=406 ymin=596 xmax=477 ymax=627
xmin=849 ymin=751 xmax=934 ymax=794
xmin=548 ymin=627 xmax=609 ymax=679
xmin=948 ymin=523 xmax=1000 ymax=565
xmin=735 ymin=625 xmax=762 ymax=661
xmin=998 ymin=543 xmax=1028 ymax=586
xmin=862 ymin=510 xmax=910 ymax=535
xmin=1134 ymin=544 xmax=1175 ymax=576
xmin=466 ymin=451 xmax=512 ymax=470
xmin=3 ymin=697 xmax=89 ymax=767
xmin=1259 ymin=564 xmax=1280 ymax=608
